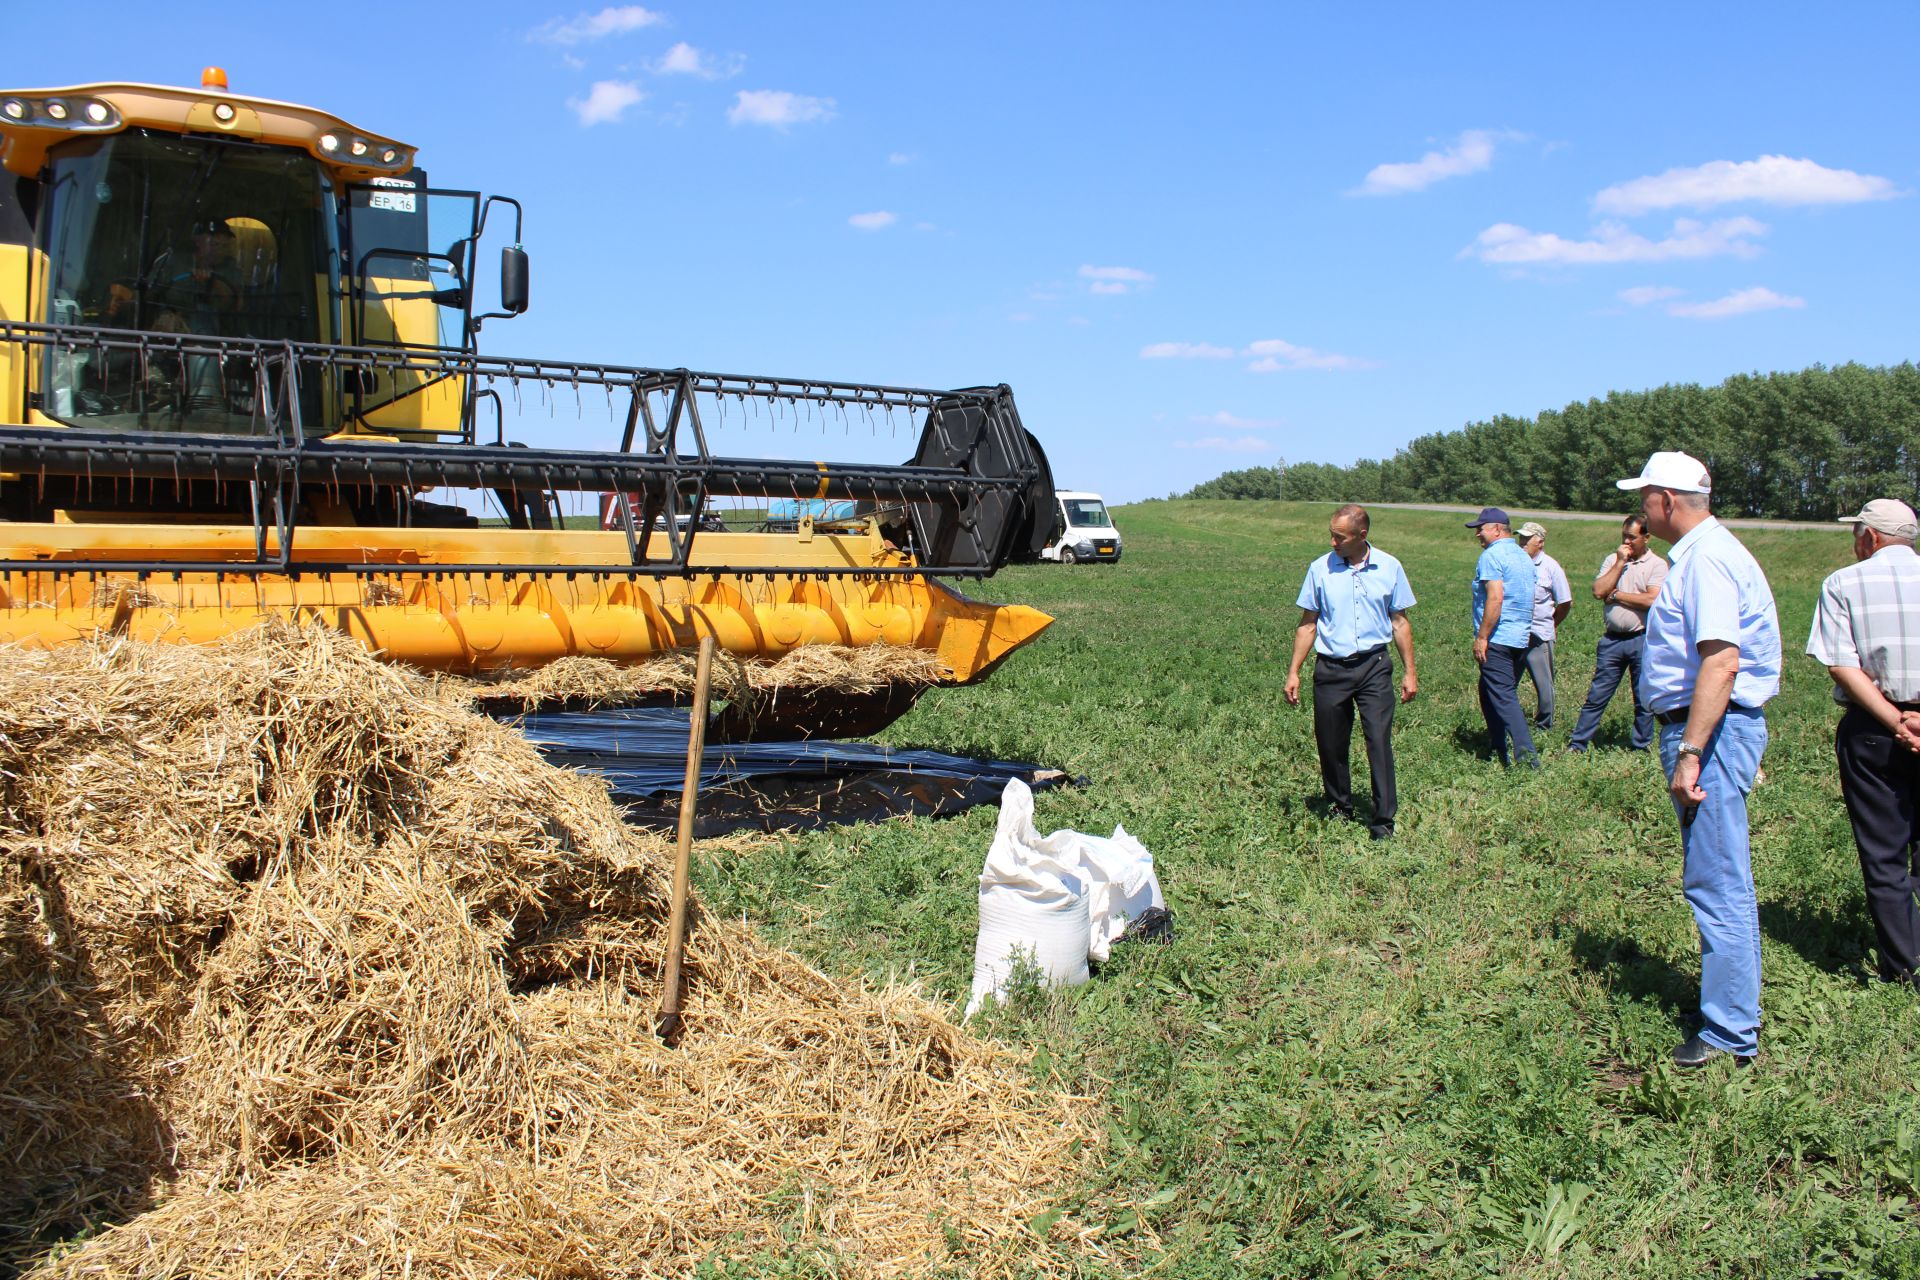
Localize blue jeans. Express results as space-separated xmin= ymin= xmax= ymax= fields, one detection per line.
xmin=1569 ymin=632 xmax=1652 ymax=751
xmin=1659 ymin=706 xmax=1768 ymax=1056
xmin=1479 ymin=642 xmax=1538 ymax=767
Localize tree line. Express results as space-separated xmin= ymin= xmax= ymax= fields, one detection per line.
xmin=1182 ymin=362 xmax=1920 ymax=519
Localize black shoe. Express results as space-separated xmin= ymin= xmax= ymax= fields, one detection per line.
xmin=1369 ymin=826 xmax=1393 ymax=841
xmin=1671 ymin=1034 xmax=1754 ymax=1070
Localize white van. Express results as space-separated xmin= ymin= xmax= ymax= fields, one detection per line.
xmin=1040 ymin=490 xmax=1123 ymax=564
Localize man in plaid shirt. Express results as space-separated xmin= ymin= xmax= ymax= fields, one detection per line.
xmin=1806 ymin=498 xmax=1920 ymax=993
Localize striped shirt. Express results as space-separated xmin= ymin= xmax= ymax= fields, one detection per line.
xmin=1806 ymin=543 xmax=1920 ymax=704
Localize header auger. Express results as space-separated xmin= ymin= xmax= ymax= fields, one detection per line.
xmin=0 ymin=72 xmax=1057 ymax=719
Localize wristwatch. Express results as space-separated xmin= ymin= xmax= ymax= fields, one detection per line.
xmin=1676 ymin=743 xmax=1704 ymax=760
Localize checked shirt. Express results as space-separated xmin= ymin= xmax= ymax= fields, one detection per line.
xmin=1806 ymin=543 xmax=1920 ymax=704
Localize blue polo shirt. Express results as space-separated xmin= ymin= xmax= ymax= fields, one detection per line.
xmin=1638 ymin=516 xmax=1781 ymax=713
xmin=1296 ymin=546 xmax=1416 ymax=658
xmin=1472 ymin=536 xmax=1537 ymax=649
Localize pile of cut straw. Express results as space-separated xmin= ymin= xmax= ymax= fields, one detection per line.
xmin=0 ymin=623 xmax=1092 ymax=1277
xmin=466 ymin=643 xmax=951 ymax=711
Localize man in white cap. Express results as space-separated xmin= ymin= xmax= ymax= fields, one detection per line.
xmin=1805 ymin=498 xmax=1920 ymax=994
xmin=1516 ymin=521 xmax=1572 ymax=732
xmin=1618 ymin=450 xmax=1781 ymax=1068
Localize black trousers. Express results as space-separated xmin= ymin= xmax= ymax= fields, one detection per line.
xmin=1835 ymin=706 xmax=1920 ymax=980
xmin=1311 ymin=647 xmax=1397 ymax=834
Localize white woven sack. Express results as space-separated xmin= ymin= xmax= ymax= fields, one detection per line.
xmin=1074 ymin=824 xmax=1164 ymax=963
xmin=964 ymin=779 xmax=1091 ymax=1016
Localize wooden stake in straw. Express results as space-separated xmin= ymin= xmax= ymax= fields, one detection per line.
xmin=656 ymin=632 xmax=716 ymax=1046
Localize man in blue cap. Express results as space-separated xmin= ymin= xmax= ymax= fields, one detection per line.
xmin=1468 ymin=507 xmax=1539 ymax=767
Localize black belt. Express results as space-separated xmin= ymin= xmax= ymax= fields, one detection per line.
xmin=1604 ymin=628 xmax=1645 ymax=639
xmin=1655 ymin=704 xmax=1765 ymax=725
xmin=1321 ymin=645 xmax=1387 ymax=666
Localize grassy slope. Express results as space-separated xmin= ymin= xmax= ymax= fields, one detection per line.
xmin=698 ymin=500 xmax=1920 ymax=1278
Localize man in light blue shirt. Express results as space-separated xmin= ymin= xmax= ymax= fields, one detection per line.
xmin=1468 ymin=507 xmax=1539 ymax=767
xmin=1621 ymin=450 xmax=1781 ymax=1069
xmin=1286 ymin=504 xmax=1419 ymax=839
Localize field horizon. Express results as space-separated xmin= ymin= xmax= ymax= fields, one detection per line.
xmin=704 ymin=498 xmax=1920 ymax=1278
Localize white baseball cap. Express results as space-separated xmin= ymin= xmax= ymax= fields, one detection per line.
xmin=1836 ymin=498 xmax=1919 ymax=539
xmin=1617 ymin=451 xmax=1712 ymax=494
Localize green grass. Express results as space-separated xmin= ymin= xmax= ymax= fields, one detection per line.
xmin=696 ymin=500 xmax=1920 ymax=1278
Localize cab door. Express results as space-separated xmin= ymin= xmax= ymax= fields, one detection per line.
xmin=342 ymin=176 xmax=478 ymax=440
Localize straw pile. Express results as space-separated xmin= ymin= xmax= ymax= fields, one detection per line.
xmin=0 ymin=622 xmax=1092 ymax=1277
xmin=467 ymin=643 xmax=951 ymax=712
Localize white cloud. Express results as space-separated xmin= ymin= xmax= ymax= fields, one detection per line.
xmin=1192 ymin=411 xmax=1286 ymax=429
xmin=1595 ymin=156 xmax=1900 ymax=215
xmin=531 ymin=5 xmax=664 ymax=45
xmin=1244 ymin=338 xmax=1375 ymax=372
xmin=848 ymin=210 xmax=897 ymax=231
xmin=1142 ymin=338 xmax=1371 ymax=370
xmin=728 ymin=89 xmax=836 ymax=129
xmin=1667 ymin=286 xmax=1806 ymax=320
xmin=568 ymin=80 xmax=645 ymax=126
xmin=888 ymin=152 xmax=916 ymax=165
xmin=1464 ymin=216 xmax=1768 ymax=265
xmin=914 ymin=220 xmax=937 ymax=232
xmin=1619 ymin=284 xmax=1684 ymax=307
xmin=1078 ymin=264 xmax=1154 ymax=295
xmin=654 ymin=41 xmax=743 ymax=78
xmin=1353 ymin=129 xmax=1516 ymax=196
xmin=1141 ymin=342 xmax=1235 ymax=359
xmin=1174 ymin=435 xmax=1274 ymax=453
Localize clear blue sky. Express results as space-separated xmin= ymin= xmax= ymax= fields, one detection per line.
xmin=10 ymin=1 xmax=1917 ymax=502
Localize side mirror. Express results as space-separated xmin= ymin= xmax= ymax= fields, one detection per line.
xmin=500 ymin=245 xmax=529 ymax=314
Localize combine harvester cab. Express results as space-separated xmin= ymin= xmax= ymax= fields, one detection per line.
xmin=0 ymin=71 xmax=1057 ymax=732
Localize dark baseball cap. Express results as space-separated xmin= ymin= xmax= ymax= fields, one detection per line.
xmin=1465 ymin=506 xmax=1510 ymax=528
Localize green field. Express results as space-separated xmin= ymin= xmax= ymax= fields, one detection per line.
xmin=699 ymin=500 xmax=1920 ymax=1278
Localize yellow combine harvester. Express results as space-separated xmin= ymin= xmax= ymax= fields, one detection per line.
xmin=0 ymin=70 xmax=1056 ymax=725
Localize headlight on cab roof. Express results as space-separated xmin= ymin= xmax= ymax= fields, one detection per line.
xmin=315 ymin=130 xmax=406 ymax=169
xmin=0 ymin=96 xmax=120 ymax=131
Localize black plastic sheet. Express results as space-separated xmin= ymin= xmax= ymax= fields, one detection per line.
xmin=507 ymin=707 xmax=1068 ymax=836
